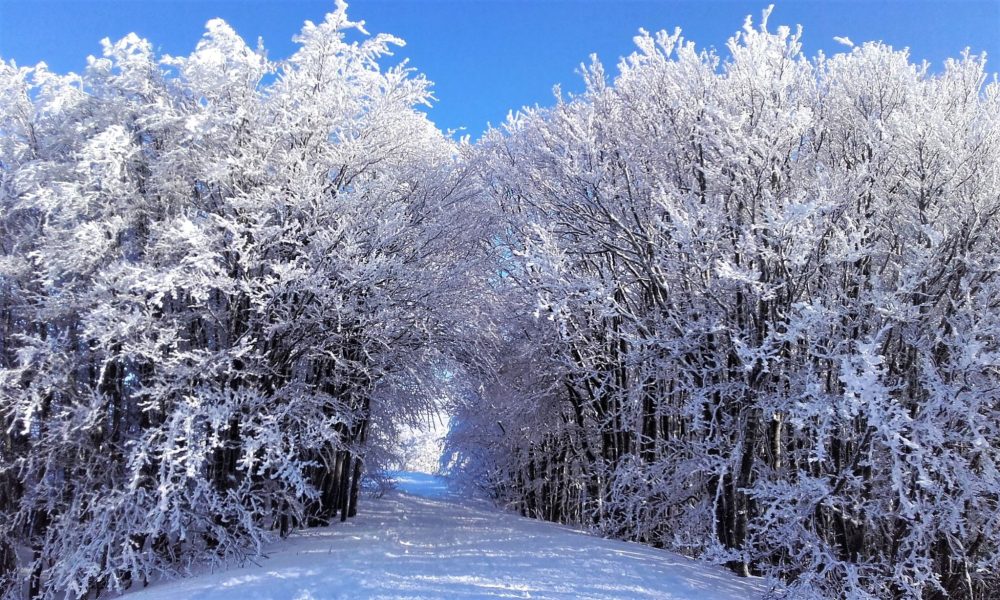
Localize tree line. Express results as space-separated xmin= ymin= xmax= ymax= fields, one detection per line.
xmin=0 ymin=7 xmax=486 ymax=597
xmin=2 ymin=4 xmax=998 ymax=599
xmin=447 ymin=9 xmax=1000 ymax=599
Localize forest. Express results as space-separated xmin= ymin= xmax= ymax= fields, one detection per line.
xmin=1 ymin=4 xmax=998 ymax=599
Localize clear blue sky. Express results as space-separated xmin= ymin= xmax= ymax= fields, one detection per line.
xmin=1 ymin=1 xmax=998 ymax=138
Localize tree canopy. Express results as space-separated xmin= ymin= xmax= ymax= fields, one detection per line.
xmin=2 ymin=5 xmax=998 ymax=599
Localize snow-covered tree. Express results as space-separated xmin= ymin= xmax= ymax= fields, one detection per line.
xmin=450 ymin=8 xmax=1000 ymax=598
xmin=0 ymin=4 xmax=484 ymax=597
xmin=3 ymin=4 xmax=998 ymax=599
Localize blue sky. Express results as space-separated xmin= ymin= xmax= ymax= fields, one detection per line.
xmin=1 ymin=1 xmax=997 ymax=138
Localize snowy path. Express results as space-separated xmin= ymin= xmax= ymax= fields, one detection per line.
xmin=124 ymin=472 xmax=768 ymax=599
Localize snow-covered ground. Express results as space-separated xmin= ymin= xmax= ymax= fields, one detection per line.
xmin=123 ymin=472 xmax=768 ymax=599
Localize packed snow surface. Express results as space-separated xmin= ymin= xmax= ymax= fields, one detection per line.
xmin=123 ymin=472 xmax=767 ymax=599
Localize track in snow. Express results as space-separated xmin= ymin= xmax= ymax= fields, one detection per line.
xmin=123 ymin=472 xmax=768 ymax=599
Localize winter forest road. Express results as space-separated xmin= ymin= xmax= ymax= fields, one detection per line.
xmin=123 ymin=472 xmax=769 ymax=599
